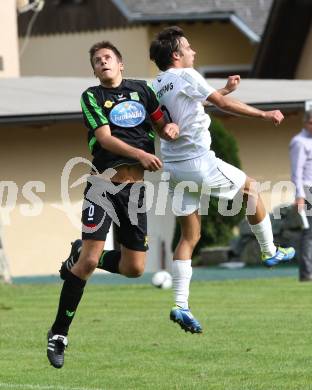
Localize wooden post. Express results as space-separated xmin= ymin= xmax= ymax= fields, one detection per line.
xmin=160 ymin=240 xmax=166 ymax=270
xmin=0 ymin=222 xmax=11 ymax=283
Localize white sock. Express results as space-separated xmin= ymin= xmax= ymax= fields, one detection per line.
xmin=172 ymin=259 xmax=192 ymax=309
xmin=248 ymin=214 xmax=276 ymax=257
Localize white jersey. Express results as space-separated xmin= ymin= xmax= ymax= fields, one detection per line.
xmin=152 ymin=67 xmax=215 ymax=162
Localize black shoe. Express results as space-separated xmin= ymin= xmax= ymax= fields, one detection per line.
xmin=47 ymin=329 xmax=68 ymax=369
xmin=59 ymin=239 xmax=82 ymax=280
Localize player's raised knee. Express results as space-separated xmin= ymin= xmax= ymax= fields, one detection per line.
xmin=124 ymin=263 xmax=144 ymax=278
xmin=79 ymin=255 xmax=99 ymax=274
xmin=194 ymin=231 xmax=201 ymax=245
xmin=182 ymin=231 xmax=201 ymax=249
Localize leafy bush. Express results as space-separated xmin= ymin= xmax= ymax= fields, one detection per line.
xmin=171 ymin=116 xmax=245 ymax=255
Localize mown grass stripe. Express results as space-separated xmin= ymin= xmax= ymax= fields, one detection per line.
xmin=0 ymin=383 xmax=106 ymax=390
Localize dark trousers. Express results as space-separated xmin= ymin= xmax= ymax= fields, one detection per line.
xmin=299 ymin=191 xmax=312 ymax=280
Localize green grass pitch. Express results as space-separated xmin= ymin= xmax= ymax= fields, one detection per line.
xmin=0 ymin=277 xmax=312 ymax=390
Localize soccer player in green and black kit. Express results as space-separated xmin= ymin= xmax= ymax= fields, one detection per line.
xmin=47 ymin=41 xmax=179 ymax=368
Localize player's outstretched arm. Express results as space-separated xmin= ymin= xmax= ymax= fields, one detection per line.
xmin=95 ymin=125 xmax=162 ymax=171
xmin=205 ymin=91 xmax=284 ymax=126
xmin=217 ymin=75 xmax=240 ymax=96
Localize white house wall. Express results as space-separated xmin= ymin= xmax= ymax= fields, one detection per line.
xmin=19 ymin=27 xmax=150 ymax=78
xmin=0 ymin=0 xmax=20 ymax=77
xmin=1 ymin=122 xmax=175 ymax=277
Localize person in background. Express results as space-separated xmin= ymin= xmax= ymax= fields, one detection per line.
xmin=290 ymin=110 xmax=312 ymax=282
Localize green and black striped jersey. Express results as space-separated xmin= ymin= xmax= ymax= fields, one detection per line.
xmin=80 ymin=79 xmax=163 ymax=173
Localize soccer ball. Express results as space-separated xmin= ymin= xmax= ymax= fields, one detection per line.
xmin=151 ymin=270 xmax=173 ymax=289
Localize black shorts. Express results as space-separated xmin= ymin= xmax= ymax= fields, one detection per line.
xmin=81 ymin=178 xmax=148 ymax=252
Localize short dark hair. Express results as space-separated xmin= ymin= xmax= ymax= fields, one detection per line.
xmin=89 ymin=41 xmax=123 ymax=68
xmin=149 ymin=26 xmax=185 ymax=71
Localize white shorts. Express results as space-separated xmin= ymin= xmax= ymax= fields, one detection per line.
xmin=164 ymin=151 xmax=246 ymax=216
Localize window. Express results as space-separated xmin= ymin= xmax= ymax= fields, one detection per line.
xmin=197 ymin=64 xmax=252 ymax=78
xmin=53 ymin=0 xmax=86 ymax=5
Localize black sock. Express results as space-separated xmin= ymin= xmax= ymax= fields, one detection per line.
xmin=51 ymin=268 xmax=86 ymax=336
xmin=97 ymin=250 xmax=121 ymax=274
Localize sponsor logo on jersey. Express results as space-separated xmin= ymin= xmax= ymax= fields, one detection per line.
xmin=130 ymin=92 xmax=140 ymax=101
xmin=104 ymin=100 xmax=113 ymax=108
xmin=156 ymin=82 xmax=174 ymax=99
xmin=117 ymin=94 xmax=127 ymax=101
xmin=109 ymin=101 xmax=146 ymax=128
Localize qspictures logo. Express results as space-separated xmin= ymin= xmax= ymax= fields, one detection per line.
xmin=0 ymin=157 xmax=307 ymax=229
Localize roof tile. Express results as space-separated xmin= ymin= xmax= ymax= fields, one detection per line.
xmin=115 ymin=0 xmax=273 ymax=36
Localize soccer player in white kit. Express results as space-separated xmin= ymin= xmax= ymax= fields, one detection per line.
xmin=150 ymin=26 xmax=295 ymax=334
